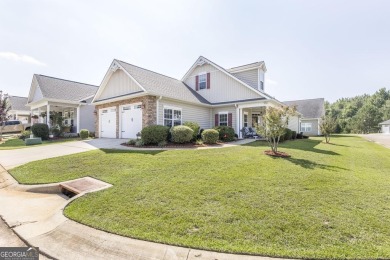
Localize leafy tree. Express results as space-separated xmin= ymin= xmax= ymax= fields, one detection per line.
xmin=255 ymin=106 xmax=296 ymax=154
xmin=320 ymin=116 xmax=337 ymax=143
xmin=0 ymin=90 xmax=10 ymax=141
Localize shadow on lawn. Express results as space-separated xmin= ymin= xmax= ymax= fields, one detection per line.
xmin=283 ymin=157 xmax=349 ymax=171
xmin=100 ymin=149 xmax=165 ymax=156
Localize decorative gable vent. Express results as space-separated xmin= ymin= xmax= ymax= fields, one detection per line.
xmin=196 ymin=57 xmax=208 ymax=66
xmin=110 ymin=62 xmax=120 ymax=72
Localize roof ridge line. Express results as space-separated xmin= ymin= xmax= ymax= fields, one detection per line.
xmin=36 ymin=74 xmax=98 ymax=87
xmin=115 ymin=59 xmax=182 ymax=82
xmin=228 ymin=61 xmax=264 ymax=70
xmin=284 ymin=98 xmax=325 ymax=102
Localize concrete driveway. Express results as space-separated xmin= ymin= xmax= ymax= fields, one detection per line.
xmin=361 ymin=134 xmax=390 ymax=149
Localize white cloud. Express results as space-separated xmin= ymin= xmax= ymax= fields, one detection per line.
xmin=0 ymin=52 xmax=46 ymax=66
xmin=265 ymin=78 xmax=278 ymax=85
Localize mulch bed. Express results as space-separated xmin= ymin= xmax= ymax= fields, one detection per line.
xmin=264 ymin=150 xmax=291 ymax=158
xmin=121 ymin=142 xmax=226 ymax=148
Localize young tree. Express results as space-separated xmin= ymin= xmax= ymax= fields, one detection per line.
xmin=0 ymin=90 xmax=10 ymax=141
xmin=320 ymin=116 xmax=337 ymax=143
xmin=255 ymin=106 xmax=296 ymax=154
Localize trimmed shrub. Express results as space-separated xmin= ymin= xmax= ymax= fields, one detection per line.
xmin=202 ymin=129 xmax=219 ymax=144
xmin=292 ymin=131 xmax=297 ymax=140
xmin=19 ymin=130 xmax=31 ymax=140
xmin=158 ymin=140 xmax=167 ymax=147
xmin=183 ymin=121 xmax=200 ymax=141
xmin=31 ymin=123 xmax=50 ymax=140
xmin=80 ymin=129 xmax=89 ymax=139
xmin=284 ymin=128 xmax=293 ymax=141
xmin=128 ymin=139 xmax=137 ymax=145
xmin=170 ymin=125 xmax=193 ymax=143
xmin=141 ymin=125 xmax=169 ymax=145
xmin=214 ymin=126 xmax=235 ymax=142
xmin=135 ymin=140 xmax=144 ymax=147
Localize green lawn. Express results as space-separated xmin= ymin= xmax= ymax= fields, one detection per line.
xmin=0 ymin=137 xmax=83 ymax=150
xmin=9 ymin=136 xmax=390 ymax=259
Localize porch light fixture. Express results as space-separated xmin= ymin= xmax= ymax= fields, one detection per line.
xmin=93 ymin=110 xmax=97 ymax=115
xmin=136 ymin=132 xmax=141 ymax=140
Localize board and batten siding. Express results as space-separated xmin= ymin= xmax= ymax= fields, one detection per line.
xmin=301 ymin=119 xmax=319 ymax=136
xmin=231 ymin=69 xmax=258 ymax=90
xmin=98 ymin=69 xmax=143 ymax=101
xmin=212 ymin=106 xmax=237 ymax=130
xmin=184 ymin=64 xmax=262 ymax=103
xmin=158 ymin=99 xmax=211 ymax=129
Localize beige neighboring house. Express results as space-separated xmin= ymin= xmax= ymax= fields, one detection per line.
xmin=379 ymin=120 xmax=390 ymax=134
xmin=92 ymin=56 xmax=300 ymax=139
xmin=26 ymin=74 xmax=98 ymax=133
xmin=283 ymin=98 xmax=325 ymax=136
xmin=8 ymin=96 xmax=30 ymax=124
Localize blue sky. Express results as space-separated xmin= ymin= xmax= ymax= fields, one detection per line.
xmin=1 ymin=0 xmax=389 ymax=102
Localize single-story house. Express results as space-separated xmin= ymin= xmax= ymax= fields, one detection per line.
xmin=283 ymin=98 xmax=325 ymax=136
xmin=8 ymin=96 xmax=30 ymax=124
xmin=92 ymin=56 xmax=300 ymax=139
xmin=379 ymin=120 xmax=390 ymax=134
xmin=26 ymin=74 xmax=98 ymax=133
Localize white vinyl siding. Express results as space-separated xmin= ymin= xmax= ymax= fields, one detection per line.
xmin=184 ymin=64 xmax=262 ymax=103
xmin=98 ymin=69 xmax=143 ymax=101
xmin=158 ymin=99 xmax=211 ymax=129
xmin=287 ymin=115 xmax=300 ymax=132
xmin=231 ymin=69 xmax=259 ymax=90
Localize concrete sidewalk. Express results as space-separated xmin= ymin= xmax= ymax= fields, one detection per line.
xmin=0 ymin=169 xmax=283 ymax=260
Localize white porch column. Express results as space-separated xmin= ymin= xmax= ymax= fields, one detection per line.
xmin=38 ymin=107 xmax=41 ymax=123
xmin=15 ymin=113 xmax=18 ymax=120
xmin=76 ymin=106 xmax=80 ymax=133
xmin=46 ymin=104 xmax=50 ymax=128
xmin=236 ymin=107 xmax=241 ymax=138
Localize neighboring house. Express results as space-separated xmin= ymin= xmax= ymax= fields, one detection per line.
xmin=284 ymin=98 xmax=325 ymax=136
xmin=8 ymin=96 xmax=30 ymax=124
xmin=379 ymin=120 xmax=390 ymax=134
xmin=26 ymin=74 xmax=98 ymax=133
xmin=92 ymin=56 xmax=297 ymax=139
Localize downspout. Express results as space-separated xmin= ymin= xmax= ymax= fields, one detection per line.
xmin=156 ymin=96 xmax=162 ymax=125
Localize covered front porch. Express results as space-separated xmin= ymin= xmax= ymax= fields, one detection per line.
xmin=30 ymin=101 xmax=82 ymax=133
xmin=235 ymin=102 xmax=268 ymax=139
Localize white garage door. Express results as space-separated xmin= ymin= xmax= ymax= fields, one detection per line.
xmin=121 ymin=103 xmax=142 ymax=139
xmin=100 ymin=108 xmax=117 ymax=138
xmin=383 ymin=125 xmax=390 ymax=134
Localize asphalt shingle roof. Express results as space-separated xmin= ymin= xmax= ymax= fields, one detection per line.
xmin=379 ymin=119 xmax=390 ymax=125
xmin=283 ymin=98 xmax=325 ymax=118
xmin=9 ymin=96 xmax=29 ymax=111
xmin=116 ymin=60 xmax=210 ymax=105
xmin=35 ymin=75 xmax=98 ymax=102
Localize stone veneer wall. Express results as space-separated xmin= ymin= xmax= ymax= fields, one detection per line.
xmin=94 ymin=95 xmax=157 ymax=138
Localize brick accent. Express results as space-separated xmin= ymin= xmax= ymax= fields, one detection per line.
xmin=95 ymin=95 xmax=157 ymax=138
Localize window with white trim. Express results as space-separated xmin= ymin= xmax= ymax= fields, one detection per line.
xmin=244 ymin=113 xmax=248 ymax=127
xmin=219 ymin=113 xmax=228 ymax=126
xmin=301 ymin=122 xmax=312 ymax=132
xmin=259 ymin=81 xmax=264 ymax=91
xmin=164 ymin=108 xmax=182 ymax=127
xmin=198 ymin=74 xmax=207 ymax=89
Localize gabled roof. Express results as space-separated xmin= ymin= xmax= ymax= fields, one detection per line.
xmin=181 ymin=56 xmax=273 ymax=100
xmin=283 ymin=98 xmax=325 ymax=119
xmin=32 ymin=74 xmax=98 ymax=103
xmin=9 ymin=96 xmax=29 ymax=111
xmin=97 ymin=60 xmax=210 ymax=104
xmin=379 ymin=119 xmax=390 ymax=125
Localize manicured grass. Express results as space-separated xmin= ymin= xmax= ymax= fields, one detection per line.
xmin=10 ymin=136 xmax=390 ymax=259
xmin=0 ymin=137 xmax=83 ymax=150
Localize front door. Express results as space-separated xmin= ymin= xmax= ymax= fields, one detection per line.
xmin=121 ymin=103 xmax=142 ymax=139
